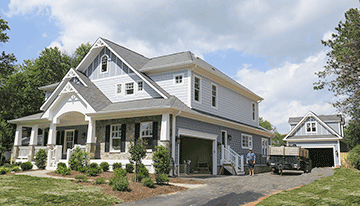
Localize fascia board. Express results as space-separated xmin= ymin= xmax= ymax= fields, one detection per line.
xmin=75 ymin=37 xmax=102 ymax=72
xmin=8 ymin=118 xmax=50 ymax=125
xmin=40 ymin=80 xmax=66 ymax=111
xmin=286 ymin=138 xmax=341 ymax=142
xmin=86 ymin=108 xmax=176 ymax=120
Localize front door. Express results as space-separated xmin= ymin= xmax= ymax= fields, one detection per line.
xmin=64 ymin=130 xmax=75 ymax=153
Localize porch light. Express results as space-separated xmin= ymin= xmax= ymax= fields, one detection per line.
xmin=176 ymin=136 xmax=180 ymax=144
xmin=228 ymin=135 xmax=232 ymax=141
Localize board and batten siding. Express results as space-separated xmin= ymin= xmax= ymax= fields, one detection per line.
xmin=149 ymin=70 xmax=189 ymax=106
xmin=292 ymin=117 xmax=335 ymax=136
xmin=190 ymin=72 xmax=258 ymax=127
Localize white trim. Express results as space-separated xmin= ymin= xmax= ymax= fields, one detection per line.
xmin=178 ymin=128 xmax=217 ymax=140
xmin=305 ymin=120 xmax=317 ymax=134
xmin=261 ymin=138 xmax=268 ymax=156
xmin=140 ymin=122 xmax=154 ymax=150
xmin=137 ymin=81 xmax=144 ymax=92
xmin=337 ymin=140 xmax=341 ymax=166
xmin=110 ymin=124 xmax=122 ymax=152
xmin=193 ymin=75 xmax=202 ymax=104
xmin=286 ymin=138 xmax=341 ymax=141
xmin=173 ymin=73 xmax=184 ymax=85
xmin=241 ymin=134 xmax=252 ymax=149
xmin=91 ymin=73 xmax=137 ymax=82
xmin=125 ymin=82 xmax=135 ymax=95
xmin=100 ymin=54 xmax=109 ymax=74
xmin=64 ymin=68 xmax=88 ymax=87
xmin=115 ymin=83 xmax=122 ymax=95
xmin=64 ymin=129 xmax=75 ymax=153
xmin=187 ymin=69 xmax=192 ymax=107
xmin=211 ymin=83 xmax=218 ymax=109
xmin=160 ymin=113 xmax=170 ymax=141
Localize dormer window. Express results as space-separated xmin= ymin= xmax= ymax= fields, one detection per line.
xmin=101 ymin=55 xmax=109 ymax=73
xmin=306 ymin=121 xmax=317 ymax=133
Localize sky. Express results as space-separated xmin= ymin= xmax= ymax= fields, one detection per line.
xmin=1 ymin=0 xmax=359 ymax=134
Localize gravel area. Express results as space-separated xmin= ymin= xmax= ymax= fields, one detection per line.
xmin=118 ymin=167 xmax=334 ymax=206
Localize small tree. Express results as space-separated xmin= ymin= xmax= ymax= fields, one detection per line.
xmin=129 ymin=138 xmax=147 ymax=182
xmin=69 ymin=147 xmax=89 ymax=171
xmin=153 ymin=146 xmax=171 ymax=174
xmin=34 ymin=149 xmax=47 ymax=169
xmin=347 ymin=145 xmax=360 ymax=170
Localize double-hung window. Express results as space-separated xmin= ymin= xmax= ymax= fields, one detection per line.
xmin=116 ymin=84 xmax=122 ymax=94
xmin=211 ymin=83 xmax=217 ymax=108
xmin=262 ymin=138 xmax=268 ymax=155
xmin=110 ymin=124 xmax=122 ymax=151
xmin=138 ymin=81 xmax=143 ymax=91
xmin=194 ymin=76 xmax=201 ymax=102
xmin=242 ymin=134 xmax=252 ymax=149
xmin=125 ymin=82 xmax=134 ymax=95
xmin=140 ymin=122 xmax=153 ymax=150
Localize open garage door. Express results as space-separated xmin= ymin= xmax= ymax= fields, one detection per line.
xmin=308 ymin=148 xmax=334 ymax=168
xmin=180 ymin=136 xmax=213 ymax=174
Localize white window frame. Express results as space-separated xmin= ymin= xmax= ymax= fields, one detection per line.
xmin=115 ymin=83 xmax=122 ymax=95
xmin=110 ymin=124 xmax=122 ymax=152
xmin=194 ymin=75 xmax=201 ymax=103
xmin=137 ymin=81 xmax=144 ymax=91
xmin=140 ymin=122 xmax=153 ymax=151
xmin=125 ymin=82 xmax=134 ymax=95
xmin=306 ymin=121 xmax=317 ymax=133
xmin=252 ymin=102 xmax=256 ymax=122
xmin=221 ymin=130 xmax=227 ymax=147
xmin=100 ymin=54 xmax=109 ymax=74
xmin=63 ymin=129 xmax=75 ymax=153
xmin=261 ymin=138 xmax=268 ymax=156
xmin=211 ymin=83 xmax=218 ymax=109
xmin=174 ymin=74 xmax=184 ymax=84
xmin=241 ymin=134 xmax=252 ymax=149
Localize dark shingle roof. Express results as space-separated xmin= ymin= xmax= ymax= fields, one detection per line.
xmin=141 ymin=51 xmax=193 ymax=72
xmin=8 ymin=112 xmax=45 ymax=123
xmin=289 ymin=114 xmax=344 ymax=124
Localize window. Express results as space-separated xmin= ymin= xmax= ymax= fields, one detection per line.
xmin=101 ymin=55 xmax=108 ymax=73
xmin=194 ymin=76 xmax=201 ymax=102
xmin=174 ymin=74 xmax=183 ymax=84
xmin=125 ymin=83 xmax=134 ymax=95
xmin=140 ymin=122 xmax=153 ymax=150
xmin=138 ymin=81 xmax=143 ymax=91
xmin=252 ymin=102 xmax=256 ymax=121
xmin=110 ymin=124 xmax=122 ymax=151
xmin=262 ymin=138 xmax=268 ymax=155
xmin=242 ymin=134 xmax=252 ymax=149
xmin=212 ymin=84 xmax=217 ymax=108
xmin=306 ymin=121 xmax=317 ymax=133
xmin=221 ymin=130 xmax=227 ymax=146
xmin=116 ymin=84 xmax=122 ymax=94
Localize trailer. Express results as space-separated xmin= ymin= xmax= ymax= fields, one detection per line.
xmin=268 ymin=146 xmax=312 ymax=175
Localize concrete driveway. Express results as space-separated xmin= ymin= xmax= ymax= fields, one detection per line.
xmin=118 ymin=167 xmax=334 ymax=206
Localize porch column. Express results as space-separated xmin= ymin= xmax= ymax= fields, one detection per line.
xmin=28 ymin=125 xmax=39 ymax=161
xmin=160 ymin=113 xmax=170 ymax=141
xmin=47 ymin=122 xmax=57 ymax=167
xmin=11 ymin=125 xmax=22 ymax=163
xmin=86 ymin=118 xmax=96 ymax=159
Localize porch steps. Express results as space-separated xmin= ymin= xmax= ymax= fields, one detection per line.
xmin=219 ymin=163 xmax=244 ymax=175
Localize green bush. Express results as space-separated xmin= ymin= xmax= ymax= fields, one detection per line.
xmin=112 ymin=162 xmax=122 ymax=170
xmin=86 ymin=166 xmax=102 ymax=176
xmin=75 ymin=175 xmax=88 ymax=182
xmin=109 ymin=176 xmax=129 ymax=191
xmin=136 ymin=163 xmax=145 ymax=173
xmin=69 ymin=148 xmax=89 ymax=171
xmin=11 ymin=166 xmax=20 ymax=172
xmin=78 ymin=166 xmax=88 ymax=173
xmin=153 ymin=146 xmax=171 ymax=174
xmin=347 ymin=145 xmax=360 ymax=169
xmin=0 ymin=167 xmax=10 ymax=174
xmin=100 ymin=162 xmax=110 ymax=172
xmin=142 ymin=177 xmax=155 ymax=188
xmin=34 ymin=149 xmax=47 ymax=169
xmin=3 ymin=163 xmax=12 ymax=168
xmin=57 ymin=162 xmax=67 ymax=168
xmin=94 ymin=177 xmax=106 ymax=185
xmin=155 ymin=173 xmax=169 ymax=185
xmin=55 ymin=166 xmax=71 ymax=176
xmin=89 ymin=162 xmax=99 ymax=168
xmin=114 ymin=167 xmax=127 ymax=177
xmin=137 ymin=167 xmax=149 ymax=182
xmin=20 ymin=162 xmax=33 ymax=171
xmin=126 ymin=163 xmax=134 ymax=173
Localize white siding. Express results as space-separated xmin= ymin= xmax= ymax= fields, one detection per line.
xmin=190 ymin=72 xmax=258 ymax=127
xmin=149 ymin=70 xmax=189 ymax=106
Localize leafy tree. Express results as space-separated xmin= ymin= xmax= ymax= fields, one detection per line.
xmin=344 ymin=121 xmax=360 ymax=150
xmin=72 ymin=43 xmax=91 ymax=68
xmin=314 ymin=8 xmax=360 ymax=120
xmin=129 ymin=138 xmax=147 ymax=182
xmin=259 ymin=117 xmax=286 ymax=146
xmin=259 ymin=117 xmax=272 ymax=131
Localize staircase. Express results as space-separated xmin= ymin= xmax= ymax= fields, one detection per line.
xmin=220 ymin=145 xmax=244 ymax=175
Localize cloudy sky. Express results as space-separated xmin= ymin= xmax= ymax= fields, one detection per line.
xmin=1 ymin=0 xmax=358 ymax=133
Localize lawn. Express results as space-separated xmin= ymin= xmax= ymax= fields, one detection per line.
xmin=258 ymin=168 xmax=360 ymax=206
xmin=0 ymin=174 xmax=121 ymax=206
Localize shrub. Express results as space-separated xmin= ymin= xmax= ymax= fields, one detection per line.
xmin=155 ymin=173 xmax=169 ymax=185
xmin=75 ymin=175 xmax=88 ymax=182
xmin=109 ymin=176 xmax=129 ymax=191
xmin=347 ymin=145 xmax=360 ymax=169
xmin=136 ymin=163 xmax=145 ymax=173
xmin=126 ymin=163 xmax=134 ymax=173
xmin=114 ymin=167 xmax=127 ymax=177
xmin=100 ymin=162 xmax=110 ymax=172
xmin=86 ymin=166 xmax=102 ymax=176
xmin=3 ymin=163 xmax=12 ymax=168
xmin=112 ymin=162 xmax=122 ymax=170
xmin=57 ymin=162 xmax=67 ymax=169
xmin=21 ymin=162 xmax=33 ymax=171
xmin=89 ymin=162 xmax=99 ymax=168
xmin=153 ymin=146 xmax=171 ymax=174
xmin=94 ymin=177 xmax=106 ymax=185
xmin=0 ymin=167 xmax=10 ymax=174
xmin=34 ymin=149 xmax=47 ymax=169
xmin=11 ymin=166 xmax=20 ymax=172
xmin=55 ymin=166 xmax=71 ymax=176
xmin=142 ymin=177 xmax=155 ymax=188
xmin=78 ymin=166 xmax=88 ymax=173
xmin=69 ymin=148 xmax=89 ymax=171
xmin=137 ymin=167 xmax=149 ymax=182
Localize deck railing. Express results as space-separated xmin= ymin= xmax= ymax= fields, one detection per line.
xmin=66 ymin=144 xmax=86 ymax=167
xmin=34 ymin=146 xmax=47 ymax=155
xmin=221 ymin=145 xmax=244 ymax=174
xmin=18 ymin=146 xmax=29 ymax=159
xmin=48 ymin=145 xmax=62 ymax=167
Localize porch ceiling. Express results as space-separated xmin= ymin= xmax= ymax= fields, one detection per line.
xmin=57 ymin=112 xmax=88 ymax=126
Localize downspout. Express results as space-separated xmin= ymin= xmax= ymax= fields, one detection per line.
xmin=172 ymin=110 xmax=181 ymax=176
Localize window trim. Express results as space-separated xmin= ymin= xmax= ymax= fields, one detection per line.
xmin=194 ymin=75 xmax=202 ymax=103
xmin=115 ymin=83 xmax=122 ymax=95
xmin=110 ymin=124 xmax=122 ymax=152
xmin=64 ymin=129 xmax=75 ymax=153
xmin=261 ymin=138 xmax=268 ymax=156
xmin=306 ymin=121 xmax=317 ymax=133
xmin=125 ymin=82 xmax=135 ymax=95
xmin=221 ymin=130 xmax=227 ymax=147
xmin=100 ymin=54 xmax=109 ymax=74
xmin=211 ymin=83 xmax=218 ymax=109
xmin=137 ymin=81 xmax=144 ymax=91
xmin=241 ymin=134 xmax=252 ymax=149
xmin=174 ymin=74 xmax=184 ymax=85
xmin=252 ymin=102 xmax=256 ymax=122
xmin=140 ymin=122 xmax=153 ymax=151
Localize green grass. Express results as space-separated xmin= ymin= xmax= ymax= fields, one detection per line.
xmin=0 ymin=175 xmax=122 ymax=206
xmin=258 ymin=168 xmax=360 ymax=206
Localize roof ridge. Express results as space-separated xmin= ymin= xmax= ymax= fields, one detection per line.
xmin=100 ymin=37 xmax=149 ymax=60
xmin=149 ymin=51 xmax=192 ymax=60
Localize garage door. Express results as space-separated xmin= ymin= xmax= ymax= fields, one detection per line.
xmin=308 ymin=148 xmax=334 ymax=168
xmin=180 ymin=136 xmax=212 ymax=174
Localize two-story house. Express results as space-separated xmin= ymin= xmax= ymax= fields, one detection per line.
xmin=9 ymin=37 xmax=272 ymax=175
xmin=284 ymin=111 xmax=346 ymax=168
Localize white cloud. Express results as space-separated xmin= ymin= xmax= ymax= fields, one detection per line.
xmin=236 ymin=50 xmax=338 ymax=133
xmin=42 ymin=33 xmax=47 ymax=37
xmin=322 ymin=31 xmax=334 ymax=42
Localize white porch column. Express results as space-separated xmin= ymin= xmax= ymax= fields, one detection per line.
xmin=14 ymin=125 xmax=23 ymax=146
xmin=171 ymin=114 xmax=176 ymax=162
xmin=160 ymin=113 xmax=170 ymax=141
xmin=29 ymin=125 xmax=39 ymax=146
xmin=86 ymin=118 xmax=96 ymax=144
xmin=47 ymin=122 xmax=57 ymax=145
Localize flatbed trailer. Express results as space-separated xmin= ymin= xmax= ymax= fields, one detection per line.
xmin=268 ymin=146 xmax=312 ymax=175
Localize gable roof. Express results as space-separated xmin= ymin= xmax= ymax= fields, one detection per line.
xmin=284 ymin=111 xmax=343 ymax=140
xmin=140 ymin=51 xmax=194 ymax=72
xmin=289 ymin=114 xmax=344 ymax=124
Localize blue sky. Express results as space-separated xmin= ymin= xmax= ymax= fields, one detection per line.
xmin=1 ymin=0 xmax=359 ymax=133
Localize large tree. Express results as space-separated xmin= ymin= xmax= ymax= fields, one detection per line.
xmin=259 ymin=117 xmax=286 ymax=146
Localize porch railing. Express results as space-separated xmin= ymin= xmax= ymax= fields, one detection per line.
xmin=34 ymin=146 xmax=47 ymax=155
xmin=48 ymin=145 xmax=62 ymax=167
xmin=18 ymin=146 xmax=29 ymax=159
xmin=66 ymin=144 xmax=86 ymax=167
xmin=221 ymin=145 xmax=244 ymax=174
